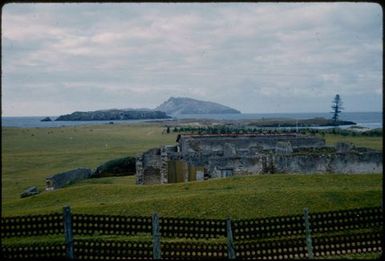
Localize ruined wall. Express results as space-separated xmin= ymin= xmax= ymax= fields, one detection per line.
xmin=204 ymin=150 xmax=382 ymax=178
xmin=270 ymin=151 xmax=383 ymax=174
xmin=136 ymin=135 xmax=381 ymax=185
xmin=207 ymin=156 xmax=265 ymax=177
xmin=135 ymin=157 xmax=144 ymax=184
xmin=167 ymin=160 xmax=187 ymax=183
xmin=137 ymin=148 xmax=162 ymax=184
xmin=143 ymin=167 xmax=161 ymax=184
xmin=46 ymin=168 xmax=92 ymax=190
xmin=179 ymin=134 xmax=325 ymax=158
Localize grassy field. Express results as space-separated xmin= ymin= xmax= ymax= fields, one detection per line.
xmin=2 ymin=123 xmax=177 ymax=203
xmin=1 ymin=123 xmax=382 ymax=218
xmin=322 ymin=133 xmax=383 ymax=151
xmin=2 ymin=173 xmax=382 ymax=218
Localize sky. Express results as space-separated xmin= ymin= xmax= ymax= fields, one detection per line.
xmin=1 ymin=2 xmax=383 ymax=116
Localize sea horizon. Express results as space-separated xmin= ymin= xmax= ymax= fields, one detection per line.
xmin=1 ymin=110 xmax=382 ymax=118
xmin=1 ymin=111 xmax=382 ymax=129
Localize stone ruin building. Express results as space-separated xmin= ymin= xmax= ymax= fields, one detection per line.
xmin=136 ymin=133 xmax=383 ymax=185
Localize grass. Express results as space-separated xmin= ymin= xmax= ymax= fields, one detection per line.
xmin=2 ymin=173 xmax=382 ymax=219
xmin=1 ymin=123 xmax=382 ymax=219
xmin=2 ymin=123 xmax=177 ymax=202
xmin=1 ymin=123 xmax=382 ymax=260
xmin=321 ymin=133 xmax=383 ymax=151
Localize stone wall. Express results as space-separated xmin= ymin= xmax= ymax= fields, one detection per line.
xmin=272 ymin=151 xmax=383 ymax=174
xmin=136 ymin=134 xmax=382 ymax=185
xmin=136 ymin=148 xmax=162 ymax=184
xmin=46 ymin=168 xmax=92 ymax=190
xmin=178 ymin=134 xmax=325 ymax=158
xmin=135 ymin=157 xmax=144 ymax=185
xmin=143 ymin=167 xmax=161 ymax=184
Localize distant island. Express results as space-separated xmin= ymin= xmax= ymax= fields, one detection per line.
xmin=54 ymin=97 xmax=356 ymax=126
xmin=155 ymin=97 xmax=241 ymax=115
xmin=55 ymin=97 xmax=241 ymax=121
xmin=40 ymin=117 xmax=52 ymax=122
xmin=55 ymin=109 xmax=171 ymax=121
xmin=246 ymin=117 xmax=356 ymax=127
xmin=150 ymin=117 xmax=356 ymax=128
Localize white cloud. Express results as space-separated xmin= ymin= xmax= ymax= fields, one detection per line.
xmin=1 ymin=2 xmax=382 ymax=116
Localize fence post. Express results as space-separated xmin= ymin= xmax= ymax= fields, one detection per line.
xmin=63 ymin=206 xmax=74 ymax=260
xmin=152 ymin=212 xmax=161 ymax=260
xmin=226 ymin=218 xmax=236 ymax=259
xmin=303 ymin=208 xmax=314 ymax=259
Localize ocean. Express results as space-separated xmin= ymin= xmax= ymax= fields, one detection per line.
xmin=1 ymin=112 xmax=382 ymax=129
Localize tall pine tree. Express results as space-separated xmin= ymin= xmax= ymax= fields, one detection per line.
xmin=331 ymin=94 xmax=343 ymax=125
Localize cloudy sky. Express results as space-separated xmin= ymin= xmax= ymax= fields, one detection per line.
xmin=2 ymin=2 xmax=382 ymax=116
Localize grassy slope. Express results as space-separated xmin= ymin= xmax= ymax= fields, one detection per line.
xmin=2 ymin=174 xmax=382 ymax=218
xmin=2 ymin=123 xmax=382 ymax=218
xmin=2 ymin=124 xmax=177 ymax=202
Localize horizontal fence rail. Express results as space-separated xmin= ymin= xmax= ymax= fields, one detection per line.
xmin=312 ymin=231 xmax=383 ymax=258
xmin=159 ymin=217 xmax=226 ymax=239
xmin=74 ymin=239 xmax=153 ymax=260
xmin=232 ymin=206 xmax=383 ymax=240
xmin=72 ymin=214 xmax=152 ymax=236
xmin=1 ymin=242 xmax=66 ymax=260
xmin=2 ymin=231 xmax=382 ymax=260
xmin=309 ymin=207 xmax=383 ymax=233
xmin=1 ymin=206 xmax=383 ymax=260
xmin=235 ymin=237 xmax=308 ymax=259
xmin=1 ymin=213 xmax=63 ymax=238
xmin=232 ymin=214 xmax=305 ymax=240
xmin=161 ymin=242 xmax=227 ymax=260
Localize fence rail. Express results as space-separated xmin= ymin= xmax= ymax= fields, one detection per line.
xmin=232 ymin=206 xmax=383 ymax=240
xmin=159 ymin=217 xmax=226 ymax=239
xmin=2 ymin=231 xmax=382 ymax=260
xmin=1 ymin=206 xmax=383 ymax=260
xmin=72 ymin=214 xmax=152 ymax=236
xmin=1 ymin=213 xmax=63 ymax=238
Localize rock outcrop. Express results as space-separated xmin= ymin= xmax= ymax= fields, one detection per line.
xmin=20 ymin=186 xmax=39 ymax=198
xmin=155 ymin=97 xmax=241 ymax=115
xmin=46 ymin=168 xmax=92 ymax=190
xmin=41 ymin=117 xmax=52 ymax=122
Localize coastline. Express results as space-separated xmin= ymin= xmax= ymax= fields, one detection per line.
xmin=1 ymin=111 xmax=382 ymax=129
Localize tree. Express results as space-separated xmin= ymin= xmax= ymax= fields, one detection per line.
xmin=331 ymin=94 xmax=343 ymax=125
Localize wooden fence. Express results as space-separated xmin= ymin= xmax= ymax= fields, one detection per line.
xmin=1 ymin=206 xmax=383 ymax=260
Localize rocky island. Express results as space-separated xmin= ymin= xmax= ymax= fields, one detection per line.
xmin=155 ymin=97 xmax=241 ymax=115
xmin=55 ymin=109 xmax=171 ymax=121
xmin=40 ymin=117 xmax=52 ymax=122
